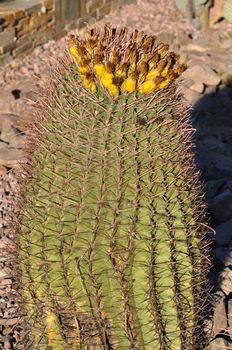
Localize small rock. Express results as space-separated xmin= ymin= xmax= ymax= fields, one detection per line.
xmin=0 ymin=92 xmax=15 ymax=114
xmin=214 ymin=247 xmax=232 ymax=266
xmin=190 ymin=81 xmax=205 ymax=93
xmin=0 ymin=128 xmax=18 ymax=143
xmin=215 ymin=219 xmax=232 ymax=246
xmin=218 ymin=268 xmax=232 ymax=295
xmin=221 ymin=38 xmax=232 ymax=50
xmin=156 ymin=32 xmax=175 ymax=45
xmin=212 ymin=298 xmax=228 ymax=337
xmin=0 ymin=165 xmax=7 ymax=176
xmin=207 ymin=337 xmax=231 ymax=350
xmin=193 ymin=35 xmax=211 ymax=48
xmin=197 ymin=149 xmax=232 ymax=181
xmin=178 ymin=85 xmax=201 ymax=105
xmin=20 ymin=66 xmax=29 ymax=75
xmin=0 ymin=146 xmax=25 ymax=167
xmin=0 ymin=115 xmax=13 ymax=133
xmin=176 ymin=31 xmax=192 ymax=46
xmin=178 ymin=53 xmax=188 ymax=65
xmin=184 ymin=42 xmax=210 ymax=53
xmin=0 ymin=318 xmax=19 ymax=326
xmin=9 ymin=134 xmax=27 ymax=149
xmin=204 ymin=179 xmax=226 ymax=202
xmin=210 ymin=189 xmax=232 ymax=225
xmin=221 ymin=71 xmax=232 ymax=86
xmin=182 ymin=64 xmax=221 ymax=87
xmin=228 ymin=299 xmax=232 ymax=330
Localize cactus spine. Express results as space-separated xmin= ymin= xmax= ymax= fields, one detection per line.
xmin=18 ymin=24 xmax=210 ymax=350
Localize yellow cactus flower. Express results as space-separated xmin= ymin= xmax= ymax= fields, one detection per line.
xmin=69 ymin=44 xmax=81 ymax=64
xmin=94 ymin=64 xmax=113 ymax=87
xmin=69 ymin=35 xmax=84 ymax=65
xmin=69 ymin=25 xmax=186 ymax=96
xmin=138 ymin=80 xmax=156 ymax=94
xmin=114 ymin=64 xmax=128 ymax=81
xmin=158 ymin=79 xmax=171 ymax=90
xmin=101 ymin=73 xmax=114 ymax=87
xmin=107 ymin=84 xmax=119 ymax=97
xmin=145 ymin=68 xmax=160 ymax=81
xmin=78 ymin=66 xmax=91 ymax=74
xmin=93 ymin=63 xmax=106 ymax=77
xmin=121 ymin=74 xmax=137 ymax=93
xmin=80 ymin=74 xmax=97 ymax=92
xmin=161 ymin=66 xmax=169 ymax=78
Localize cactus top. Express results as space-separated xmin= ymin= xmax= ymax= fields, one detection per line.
xmin=68 ymin=24 xmax=186 ymax=97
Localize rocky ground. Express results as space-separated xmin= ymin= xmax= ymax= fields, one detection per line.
xmin=0 ymin=0 xmax=232 ymax=349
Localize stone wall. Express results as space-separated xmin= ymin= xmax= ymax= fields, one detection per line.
xmin=0 ymin=0 xmax=135 ymax=67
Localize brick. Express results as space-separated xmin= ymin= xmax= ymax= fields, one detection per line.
xmin=15 ymin=17 xmax=30 ymax=37
xmin=98 ymin=2 xmax=112 ymax=17
xmin=43 ymin=0 xmax=54 ymax=10
xmin=5 ymin=1 xmax=43 ymax=15
xmin=0 ymin=11 xmax=16 ymax=28
xmin=54 ymin=0 xmax=65 ymax=32
xmin=53 ymin=28 xmax=66 ymax=40
xmin=0 ymin=28 xmax=16 ymax=54
xmin=16 ymin=12 xmax=53 ymax=37
xmin=86 ymin=0 xmax=104 ymax=15
xmin=31 ymin=26 xmax=54 ymax=46
xmin=16 ymin=33 xmax=31 ymax=46
xmin=0 ymin=10 xmax=25 ymax=26
xmin=15 ymin=9 xmax=26 ymax=20
xmin=64 ymin=1 xmax=79 ymax=22
xmin=26 ymin=3 xmax=43 ymax=15
xmin=13 ymin=40 xmax=33 ymax=57
xmin=30 ymin=11 xmax=53 ymax=31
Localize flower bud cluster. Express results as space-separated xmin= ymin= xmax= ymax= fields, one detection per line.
xmin=69 ymin=24 xmax=186 ymax=96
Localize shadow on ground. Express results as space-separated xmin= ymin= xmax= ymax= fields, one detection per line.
xmin=191 ymin=82 xmax=232 ymax=349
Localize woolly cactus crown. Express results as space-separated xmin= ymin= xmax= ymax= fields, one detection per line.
xmin=69 ymin=24 xmax=186 ymax=96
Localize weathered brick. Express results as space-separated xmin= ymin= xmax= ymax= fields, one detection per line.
xmin=0 ymin=11 xmax=16 ymax=28
xmin=43 ymin=0 xmax=54 ymax=10
xmin=15 ymin=17 xmax=30 ymax=37
xmin=26 ymin=3 xmax=43 ymax=15
xmin=86 ymin=0 xmax=104 ymax=15
xmin=0 ymin=0 xmax=137 ymax=68
xmin=16 ymin=12 xmax=53 ymax=37
xmin=16 ymin=33 xmax=31 ymax=47
xmin=31 ymin=25 xmax=54 ymax=46
xmin=53 ymin=28 xmax=66 ymax=40
xmin=6 ymin=1 xmax=43 ymax=15
xmin=54 ymin=0 xmax=65 ymax=32
xmin=98 ymin=2 xmax=112 ymax=17
xmin=13 ymin=40 xmax=33 ymax=57
xmin=0 ymin=28 xmax=16 ymax=54
xmin=64 ymin=1 xmax=79 ymax=22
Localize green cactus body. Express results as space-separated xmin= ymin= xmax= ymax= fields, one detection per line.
xmin=18 ymin=25 xmax=209 ymax=350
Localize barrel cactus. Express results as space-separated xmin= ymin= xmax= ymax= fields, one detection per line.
xmin=17 ymin=24 xmax=211 ymax=350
